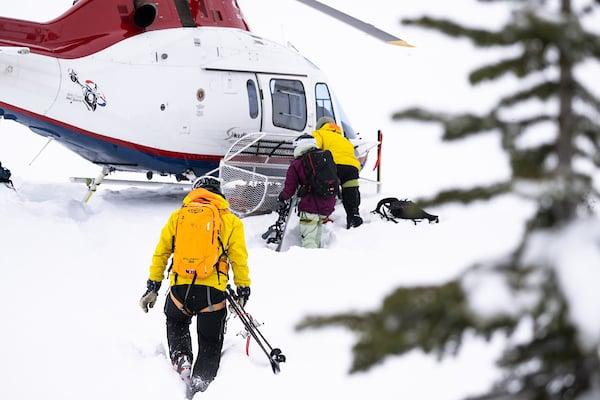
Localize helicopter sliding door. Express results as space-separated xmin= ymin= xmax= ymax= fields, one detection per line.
xmin=256 ymin=74 xmax=312 ymax=135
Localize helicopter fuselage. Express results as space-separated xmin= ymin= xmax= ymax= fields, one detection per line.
xmin=0 ymin=24 xmax=350 ymax=177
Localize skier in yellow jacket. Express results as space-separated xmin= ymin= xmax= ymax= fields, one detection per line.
xmin=312 ymin=116 xmax=363 ymax=229
xmin=139 ymin=176 xmax=251 ymax=395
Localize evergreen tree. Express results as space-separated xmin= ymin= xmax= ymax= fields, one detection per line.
xmin=298 ymin=1 xmax=600 ymax=398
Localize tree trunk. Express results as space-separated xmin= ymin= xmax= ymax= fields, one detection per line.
xmin=556 ymin=0 xmax=577 ymax=220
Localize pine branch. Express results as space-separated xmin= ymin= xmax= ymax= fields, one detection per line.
xmin=574 ymin=113 xmax=600 ymax=136
xmin=443 ymin=114 xmax=499 ymax=140
xmin=297 ymin=280 xmax=516 ymax=373
xmin=498 ymin=114 xmax=555 ymax=150
xmin=392 ymin=108 xmax=449 ymax=123
xmin=295 ymin=313 xmax=368 ymax=331
xmin=510 ymin=143 xmax=555 ymax=179
xmin=580 ymin=28 xmax=600 ymax=59
xmin=417 ymin=182 xmax=512 ymax=207
xmin=574 ymin=115 xmax=600 ymax=166
xmin=394 ymin=108 xmax=498 ymax=140
xmin=498 ymin=81 xmax=559 ymax=108
xmin=403 ymin=12 xmax=572 ymax=50
xmin=469 ymin=52 xmax=548 ymax=85
xmin=402 ymin=17 xmax=508 ymax=46
xmin=574 ymin=81 xmax=600 ymax=113
xmin=525 ymin=173 xmax=594 ymax=230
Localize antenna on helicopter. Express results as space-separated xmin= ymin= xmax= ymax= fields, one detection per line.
xmin=295 ymin=0 xmax=414 ymax=47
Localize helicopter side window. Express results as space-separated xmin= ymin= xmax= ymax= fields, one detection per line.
xmin=270 ymin=79 xmax=307 ymax=131
xmin=315 ymin=83 xmax=335 ymax=121
xmin=246 ymin=80 xmax=259 ymax=119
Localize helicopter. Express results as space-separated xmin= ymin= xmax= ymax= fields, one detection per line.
xmin=0 ymin=0 xmax=410 ymax=208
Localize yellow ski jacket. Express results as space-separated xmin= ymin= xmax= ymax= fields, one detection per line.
xmin=148 ymin=188 xmax=251 ymax=291
xmin=312 ymin=122 xmax=361 ymax=170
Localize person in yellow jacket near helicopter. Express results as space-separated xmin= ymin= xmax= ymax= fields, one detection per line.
xmin=312 ymin=116 xmax=363 ymax=229
xmin=139 ymin=176 xmax=251 ymax=396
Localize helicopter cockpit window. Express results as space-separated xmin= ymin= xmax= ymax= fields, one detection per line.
xmin=332 ymin=93 xmax=358 ymax=139
xmin=315 ymin=83 xmax=335 ymax=121
xmin=270 ymin=79 xmax=307 ymax=131
xmin=246 ymin=80 xmax=259 ymax=119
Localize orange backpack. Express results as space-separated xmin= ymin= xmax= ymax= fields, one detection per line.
xmin=172 ymin=199 xmax=225 ymax=280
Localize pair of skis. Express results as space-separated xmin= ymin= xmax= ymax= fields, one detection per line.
xmin=181 ymin=286 xmax=286 ymax=399
xmin=225 ymin=286 xmax=286 ymax=375
xmin=261 ymin=197 xmax=297 ymax=252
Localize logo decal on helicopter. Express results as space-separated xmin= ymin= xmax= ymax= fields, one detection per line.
xmin=68 ymin=69 xmax=107 ymax=111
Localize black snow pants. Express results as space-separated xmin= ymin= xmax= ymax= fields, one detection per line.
xmin=336 ymin=164 xmax=361 ymax=219
xmin=164 ymin=284 xmax=227 ymax=382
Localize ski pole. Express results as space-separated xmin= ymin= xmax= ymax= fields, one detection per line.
xmin=225 ymin=286 xmax=286 ymax=374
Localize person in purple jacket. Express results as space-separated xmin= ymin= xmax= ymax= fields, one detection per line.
xmin=278 ymin=135 xmax=337 ymax=248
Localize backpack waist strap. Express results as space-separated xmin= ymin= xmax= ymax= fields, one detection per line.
xmin=169 ymin=290 xmax=226 ymax=316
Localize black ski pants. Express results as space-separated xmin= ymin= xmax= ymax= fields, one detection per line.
xmin=164 ymin=284 xmax=227 ymax=382
xmin=337 ymin=164 xmax=361 ymax=219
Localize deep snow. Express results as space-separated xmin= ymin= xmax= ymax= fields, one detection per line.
xmin=0 ymin=180 xmax=521 ymax=400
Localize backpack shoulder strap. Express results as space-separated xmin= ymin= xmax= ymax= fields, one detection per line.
xmin=374 ymin=197 xmax=398 ymax=214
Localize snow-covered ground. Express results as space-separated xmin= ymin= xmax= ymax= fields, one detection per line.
xmin=2 ymin=1 xmax=599 ymax=400
xmin=0 ymin=177 xmax=530 ymax=400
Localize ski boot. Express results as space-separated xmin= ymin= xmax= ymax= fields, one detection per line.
xmin=346 ymin=214 xmax=363 ymax=229
xmin=186 ymin=376 xmax=211 ymax=399
xmin=172 ymin=354 xmax=192 ymax=386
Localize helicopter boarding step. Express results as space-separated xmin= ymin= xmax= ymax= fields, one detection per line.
xmin=219 ymin=132 xmax=298 ymax=217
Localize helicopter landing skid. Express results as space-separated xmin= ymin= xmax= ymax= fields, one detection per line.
xmin=73 ymin=166 xmax=113 ymax=203
xmin=71 ymin=172 xmax=193 ymax=203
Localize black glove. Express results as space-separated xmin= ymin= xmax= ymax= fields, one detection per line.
xmin=140 ymin=280 xmax=161 ymax=313
xmin=276 ymin=194 xmax=288 ymax=212
xmin=236 ymin=286 xmax=251 ymax=307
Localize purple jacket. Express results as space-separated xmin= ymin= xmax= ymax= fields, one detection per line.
xmin=279 ymin=158 xmax=336 ymax=216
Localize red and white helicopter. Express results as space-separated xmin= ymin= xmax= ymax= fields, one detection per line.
xmin=0 ymin=0 xmax=409 ymax=210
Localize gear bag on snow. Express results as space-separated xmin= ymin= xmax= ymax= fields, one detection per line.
xmin=300 ymin=149 xmax=339 ymax=198
xmin=0 ymin=163 xmax=11 ymax=183
xmin=0 ymin=163 xmax=14 ymax=190
xmin=172 ymin=199 xmax=226 ymax=280
xmin=372 ymin=197 xmax=439 ymax=225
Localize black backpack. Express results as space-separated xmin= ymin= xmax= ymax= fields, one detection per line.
xmin=373 ymin=197 xmax=439 ymax=225
xmin=0 ymin=164 xmax=11 ymax=183
xmin=300 ymin=149 xmax=339 ymax=198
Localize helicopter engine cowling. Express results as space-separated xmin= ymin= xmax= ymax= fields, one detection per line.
xmin=133 ymin=0 xmax=158 ymax=29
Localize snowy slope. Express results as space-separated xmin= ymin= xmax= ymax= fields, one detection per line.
xmin=2 ymin=1 xmax=596 ymax=400
xmin=0 ymin=179 xmax=529 ymax=400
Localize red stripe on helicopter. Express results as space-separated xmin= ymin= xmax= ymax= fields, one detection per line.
xmin=0 ymin=101 xmax=223 ymax=163
xmin=0 ymin=0 xmax=249 ymax=59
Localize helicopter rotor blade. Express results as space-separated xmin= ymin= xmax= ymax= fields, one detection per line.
xmin=294 ymin=0 xmax=414 ymax=47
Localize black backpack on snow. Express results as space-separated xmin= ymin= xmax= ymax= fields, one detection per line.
xmin=300 ymin=149 xmax=339 ymax=198
xmin=373 ymin=197 xmax=439 ymax=225
xmin=0 ymin=164 xmax=11 ymax=183
xmin=0 ymin=163 xmax=14 ymax=190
